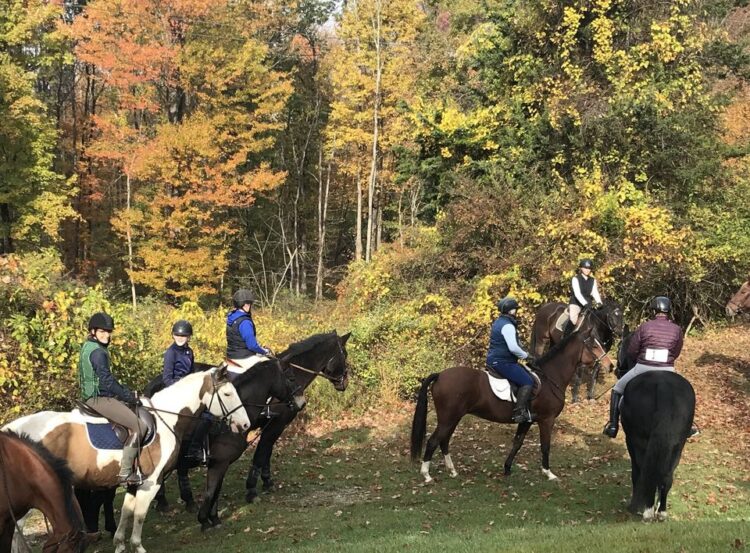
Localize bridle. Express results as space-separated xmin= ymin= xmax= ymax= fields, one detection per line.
xmin=287 ymin=338 xmax=349 ymax=387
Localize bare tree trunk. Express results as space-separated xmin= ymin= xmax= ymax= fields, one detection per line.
xmin=355 ymin=168 xmax=363 ymax=261
xmin=376 ymin=197 xmax=383 ymax=251
xmin=293 ymin=181 xmax=301 ymax=295
xmin=316 ymin=146 xmax=334 ymax=300
xmin=397 ymin=190 xmax=404 ymax=247
xmin=0 ymin=203 xmax=13 ymax=254
xmin=365 ymin=0 xmax=382 ymax=263
xmin=125 ymin=171 xmax=137 ymax=310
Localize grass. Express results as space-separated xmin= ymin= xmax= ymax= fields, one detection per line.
xmin=37 ymin=326 xmax=750 ymax=552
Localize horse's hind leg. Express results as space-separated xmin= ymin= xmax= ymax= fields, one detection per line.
xmin=440 ymin=423 xmax=460 ymax=478
xmin=503 ymin=421 xmax=532 ymax=476
xmin=538 ymin=418 xmax=559 ymax=480
xmin=421 ymin=420 xmax=458 ymax=483
xmin=103 ymin=487 xmax=117 ymax=536
xmin=656 ymin=475 xmax=672 ymax=522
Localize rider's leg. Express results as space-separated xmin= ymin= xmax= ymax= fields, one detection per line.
xmin=86 ymin=397 xmax=142 ymax=484
xmin=563 ymin=304 xmax=580 ymax=338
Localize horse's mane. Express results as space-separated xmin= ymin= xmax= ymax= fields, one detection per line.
xmin=279 ymin=332 xmax=336 ymax=359
xmin=231 ymin=358 xmax=281 ymax=388
xmin=534 ymin=329 xmax=581 ymax=366
xmin=1 ymin=431 xmax=83 ymax=531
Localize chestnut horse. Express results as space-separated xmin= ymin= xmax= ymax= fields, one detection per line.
xmin=3 ymin=366 xmax=261 ymax=553
xmin=726 ymin=277 xmax=750 ymax=317
xmin=411 ymin=319 xmax=613 ymax=483
xmin=0 ymin=431 xmax=86 ymax=553
xmin=530 ymin=300 xmax=623 ymax=402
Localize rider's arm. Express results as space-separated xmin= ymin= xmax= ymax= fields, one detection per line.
xmin=672 ymin=328 xmax=684 ymax=360
xmin=500 ymin=325 xmax=529 ymax=360
xmin=626 ymin=326 xmax=643 ymax=362
xmin=90 ymin=348 xmax=136 ymax=403
xmin=238 ymin=319 xmax=269 ymax=355
xmin=591 ymin=280 xmax=603 ymax=304
xmin=571 ymin=277 xmax=588 ymax=305
xmin=162 ymin=347 xmax=176 ymax=387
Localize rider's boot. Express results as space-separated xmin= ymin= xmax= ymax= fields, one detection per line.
xmin=512 ymin=385 xmax=533 ymax=423
xmin=561 ymin=319 xmax=575 ymax=339
xmin=119 ymin=436 xmax=142 ymax=486
xmin=602 ymin=390 xmax=622 ymax=438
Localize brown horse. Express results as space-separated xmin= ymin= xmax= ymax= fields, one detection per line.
xmin=726 ymin=277 xmax=750 ymax=317
xmin=0 ymin=431 xmax=86 ymax=553
xmin=530 ymin=300 xmax=623 ymax=402
xmin=410 ymin=323 xmax=613 ymax=483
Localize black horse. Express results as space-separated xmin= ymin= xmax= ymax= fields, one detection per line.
xmin=617 ymin=338 xmax=695 ymax=521
xmin=147 ymin=331 xmax=350 ymax=529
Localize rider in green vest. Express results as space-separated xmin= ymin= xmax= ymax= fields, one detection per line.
xmin=79 ymin=312 xmax=142 ymax=485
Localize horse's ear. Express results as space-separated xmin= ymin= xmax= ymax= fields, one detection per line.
xmin=340 ymin=332 xmax=351 ymax=345
xmin=623 ymin=323 xmax=630 ymax=335
xmin=214 ymin=364 xmax=229 ymax=382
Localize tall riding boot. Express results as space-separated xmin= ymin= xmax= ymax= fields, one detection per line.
xmin=602 ymin=391 xmax=622 ymax=438
xmin=561 ymin=320 xmax=575 ymax=339
xmin=512 ymin=385 xmax=533 ymax=423
xmin=119 ymin=436 xmax=142 ymax=486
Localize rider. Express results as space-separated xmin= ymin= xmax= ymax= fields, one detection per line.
xmin=79 ymin=312 xmax=141 ymax=485
xmin=603 ymin=296 xmax=683 ymax=438
xmin=162 ymin=319 xmax=210 ymax=463
xmin=226 ymin=288 xmax=271 ymax=368
xmin=563 ymin=259 xmax=603 ymax=337
xmin=486 ymin=297 xmax=534 ymax=423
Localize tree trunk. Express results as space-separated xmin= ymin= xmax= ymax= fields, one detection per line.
xmin=365 ymin=0 xmax=382 ymax=263
xmin=0 ymin=203 xmax=14 ymax=254
xmin=355 ymin=168 xmax=363 ymax=261
xmin=316 ymin=147 xmax=334 ymax=301
xmin=125 ymin=172 xmax=137 ymax=310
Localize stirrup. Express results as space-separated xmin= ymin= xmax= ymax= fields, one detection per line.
xmin=119 ymin=472 xmax=143 ymax=487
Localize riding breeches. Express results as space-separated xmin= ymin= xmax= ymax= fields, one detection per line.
xmin=488 ymin=361 xmax=534 ymax=387
xmin=568 ymin=304 xmax=582 ymax=325
xmin=612 ymin=363 xmax=675 ymax=394
xmin=227 ymin=354 xmax=267 ymax=371
xmin=85 ymin=397 xmax=142 ymax=444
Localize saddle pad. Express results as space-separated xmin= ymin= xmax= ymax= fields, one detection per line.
xmin=555 ymin=309 xmax=570 ymax=332
xmin=85 ymin=422 xmax=157 ymax=451
xmin=86 ymin=423 xmax=125 ymax=450
xmin=485 ymin=372 xmax=516 ymax=402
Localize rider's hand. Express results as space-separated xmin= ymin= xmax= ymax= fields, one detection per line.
xmin=265 ymin=347 xmax=275 ymax=358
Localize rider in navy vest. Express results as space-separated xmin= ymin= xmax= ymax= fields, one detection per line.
xmin=163 ymin=320 xmax=195 ymax=387
xmin=563 ymin=258 xmax=603 ymax=337
xmin=486 ymin=297 xmax=534 ymax=423
xmin=226 ymin=288 xmax=270 ymax=369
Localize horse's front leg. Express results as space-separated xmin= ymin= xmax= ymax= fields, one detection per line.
xmin=571 ymin=365 xmax=583 ymax=403
xmin=127 ymin=481 xmax=161 ymax=553
xmin=113 ymin=489 xmax=137 ymax=553
xmin=177 ymin=460 xmax=196 ymax=512
xmin=586 ymin=364 xmax=600 ymax=401
xmin=199 ymin=459 xmax=230 ymax=531
xmin=538 ymin=418 xmax=558 ymax=480
xmin=503 ymin=421 xmax=532 ymax=476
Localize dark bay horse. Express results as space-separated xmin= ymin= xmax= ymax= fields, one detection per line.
xmin=726 ymin=276 xmax=750 ymax=317
xmin=530 ymin=300 xmax=623 ymax=402
xmin=147 ymin=331 xmax=350 ymax=530
xmin=410 ymin=322 xmax=613 ymax=483
xmin=620 ymin=371 xmax=695 ymax=521
xmin=0 ymin=431 xmax=86 ymax=553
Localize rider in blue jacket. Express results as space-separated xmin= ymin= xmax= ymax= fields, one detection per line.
xmin=486 ymin=297 xmax=533 ymax=423
xmin=226 ymin=289 xmax=270 ymax=368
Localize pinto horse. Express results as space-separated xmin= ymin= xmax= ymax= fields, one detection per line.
xmin=620 ymin=371 xmax=695 ymax=521
xmin=726 ymin=277 xmax=750 ymax=317
xmin=148 ymin=332 xmax=351 ymax=529
xmin=530 ymin=300 xmax=623 ymax=402
xmin=3 ymin=366 xmax=265 ymax=553
xmin=0 ymin=431 xmax=86 ymax=553
xmin=411 ymin=320 xmax=613 ymax=483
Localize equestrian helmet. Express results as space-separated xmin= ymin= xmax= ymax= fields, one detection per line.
xmin=88 ymin=312 xmax=115 ymax=331
xmin=579 ymin=259 xmax=594 ymax=269
xmin=171 ymin=320 xmax=193 ymax=336
xmin=232 ymin=288 xmax=257 ymax=308
xmin=497 ymin=297 xmax=520 ymax=314
xmin=651 ymin=296 xmax=671 ymax=313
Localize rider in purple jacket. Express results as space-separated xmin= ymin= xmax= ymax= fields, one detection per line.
xmin=603 ymin=296 xmax=684 ymax=438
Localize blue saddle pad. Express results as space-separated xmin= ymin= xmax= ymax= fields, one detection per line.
xmin=86 ymin=423 xmax=124 ymax=450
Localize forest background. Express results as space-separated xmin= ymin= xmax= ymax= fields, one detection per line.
xmin=1 ymin=0 xmax=750 ymax=421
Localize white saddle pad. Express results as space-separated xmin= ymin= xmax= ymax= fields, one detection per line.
xmin=485 ymin=371 xmax=516 ymax=402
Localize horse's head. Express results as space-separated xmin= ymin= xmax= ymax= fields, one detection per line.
xmin=616 ymin=325 xmax=635 ymax=378
xmin=726 ymin=279 xmax=750 ymax=317
xmin=203 ymin=366 xmax=251 ymax=433
xmin=580 ymin=329 xmax=614 ymax=373
xmin=279 ymin=331 xmax=352 ymax=392
xmin=593 ymin=301 xmax=625 ymax=338
xmin=323 ymin=331 xmax=351 ymax=392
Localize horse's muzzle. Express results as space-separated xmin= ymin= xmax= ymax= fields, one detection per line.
xmin=293 ymin=395 xmax=307 ymax=411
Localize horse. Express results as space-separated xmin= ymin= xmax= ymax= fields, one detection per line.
xmin=410 ymin=318 xmax=613 ymax=484
xmin=148 ymin=331 xmax=351 ymax=529
xmin=620 ymin=370 xmax=695 ymax=521
xmin=0 ymin=431 xmax=86 ymax=553
xmin=530 ymin=300 xmax=623 ymax=402
xmin=726 ymin=277 xmax=750 ymax=317
xmin=2 ymin=366 xmax=268 ymax=553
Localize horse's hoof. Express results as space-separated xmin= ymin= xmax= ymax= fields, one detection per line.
xmin=155 ymin=501 xmax=170 ymax=513
xmin=184 ymin=501 xmax=197 ymax=514
xmin=209 ymin=516 xmax=222 ymax=528
xmin=642 ymin=507 xmax=655 ymax=522
xmin=656 ymin=511 xmax=667 ymax=522
xmin=262 ymin=480 xmax=274 ymax=491
xmin=246 ymin=490 xmax=258 ymax=503
xmin=449 ymin=470 xmax=458 ymax=478
xmin=114 ymin=544 xmax=126 ymax=553
xmin=541 ymin=468 xmax=558 ymax=481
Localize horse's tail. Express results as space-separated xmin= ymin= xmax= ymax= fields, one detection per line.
xmin=410 ymin=373 xmax=440 ymax=462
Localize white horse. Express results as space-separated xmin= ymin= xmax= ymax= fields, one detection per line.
xmin=4 ymin=366 xmax=251 ymax=553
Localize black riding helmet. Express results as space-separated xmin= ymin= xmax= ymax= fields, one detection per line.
xmin=232 ymin=288 xmax=256 ymax=308
xmin=497 ymin=297 xmax=520 ymax=314
xmin=651 ymin=296 xmax=671 ymax=313
xmin=88 ymin=312 xmax=115 ymax=331
xmin=579 ymin=259 xmax=594 ymax=270
xmin=171 ymin=320 xmax=193 ymax=336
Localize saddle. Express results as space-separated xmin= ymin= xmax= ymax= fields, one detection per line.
xmin=77 ymin=400 xmax=156 ymax=449
xmin=485 ymin=365 xmax=542 ymax=402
